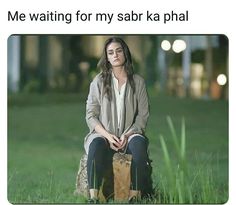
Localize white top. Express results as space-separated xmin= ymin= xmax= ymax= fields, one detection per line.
xmin=112 ymin=72 xmax=126 ymax=129
xmin=112 ymin=72 xmax=144 ymax=141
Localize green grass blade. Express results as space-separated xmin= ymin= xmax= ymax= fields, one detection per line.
xmin=180 ymin=117 xmax=186 ymax=161
xmin=166 ymin=116 xmax=181 ymax=158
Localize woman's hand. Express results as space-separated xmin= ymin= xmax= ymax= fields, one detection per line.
xmin=118 ymin=134 xmax=128 ymax=150
xmin=95 ymin=124 xmax=121 ymax=151
xmin=106 ymin=134 xmax=121 ymax=151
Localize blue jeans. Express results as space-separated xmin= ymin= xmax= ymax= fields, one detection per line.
xmin=87 ymin=135 xmax=149 ymax=191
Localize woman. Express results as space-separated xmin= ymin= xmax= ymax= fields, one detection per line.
xmin=84 ymin=37 xmax=151 ymax=203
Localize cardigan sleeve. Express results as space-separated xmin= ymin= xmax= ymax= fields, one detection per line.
xmin=85 ymin=77 xmax=102 ymax=132
xmin=127 ymin=77 xmax=149 ymax=135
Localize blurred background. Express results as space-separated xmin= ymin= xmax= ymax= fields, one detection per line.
xmin=7 ymin=35 xmax=228 ymax=203
xmin=8 ymin=35 xmax=228 ymax=99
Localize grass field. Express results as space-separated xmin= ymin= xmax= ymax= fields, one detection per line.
xmin=7 ymin=93 xmax=228 ymax=203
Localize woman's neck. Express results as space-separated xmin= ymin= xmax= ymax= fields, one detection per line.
xmin=112 ymin=66 xmax=127 ymax=80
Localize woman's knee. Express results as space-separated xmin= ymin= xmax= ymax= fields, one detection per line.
xmin=127 ymin=136 xmax=148 ymax=161
xmin=88 ymin=137 xmax=108 ymax=155
xmin=128 ymin=136 xmax=147 ymax=151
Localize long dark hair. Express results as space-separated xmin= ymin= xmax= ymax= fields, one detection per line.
xmin=97 ymin=37 xmax=135 ymax=100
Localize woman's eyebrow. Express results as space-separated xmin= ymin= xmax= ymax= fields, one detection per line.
xmin=107 ymin=47 xmax=123 ymax=52
xmin=115 ymin=47 xmax=123 ymax=50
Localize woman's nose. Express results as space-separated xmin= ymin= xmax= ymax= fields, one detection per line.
xmin=114 ymin=51 xmax=118 ymax=57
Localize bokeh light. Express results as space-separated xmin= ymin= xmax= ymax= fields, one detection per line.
xmin=161 ymin=40 xmax=171 ymax=51
xmin=172 ymin=39 xmax=186 ymax=53
xmin=217 ymin=74 xmax=227 ymax=86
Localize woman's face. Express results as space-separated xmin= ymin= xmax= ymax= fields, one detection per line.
xmin=106 ymin=42 xmax=126 ymax=67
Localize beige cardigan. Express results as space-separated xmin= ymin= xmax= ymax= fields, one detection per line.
xmin=84 ymin=72 xmax=149 ymax=153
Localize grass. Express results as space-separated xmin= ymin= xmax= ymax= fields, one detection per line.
xmin=7 ymin=93 xmax=228 ymax=203
xmin=157 ymin=116 xmax=226 ymax=203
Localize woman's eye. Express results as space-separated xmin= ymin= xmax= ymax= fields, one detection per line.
xmin=108 ymin=52 xmax=113 ymax=55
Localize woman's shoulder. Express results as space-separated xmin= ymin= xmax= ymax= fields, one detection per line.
xmin=133 ymin=74 xmax=145 ymax=84
xmin=91 ymin=72 xmax=103 ymax=85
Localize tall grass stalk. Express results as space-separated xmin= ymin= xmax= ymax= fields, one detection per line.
xmin=159 ymin=135 xmax=175 ymax=203
xmin=158 ymin=116 xmax=227 ymax=203
xmin=159 ymin=116 xmax=193 ymax=203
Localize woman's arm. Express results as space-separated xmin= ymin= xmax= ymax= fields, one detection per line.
xmin=119 ymin=78 xmax=149 ymax=149
xmin=86 ymin=78 xmax=102 ymax=132
xmin=126 ymin=77 xmax=150 ymax=135
xmin=86 ymin=76 xmax=121 ymax=150
xmin=94 ymin=124 xmax=120 ymax=150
